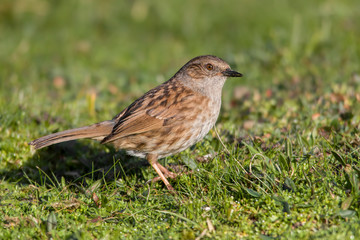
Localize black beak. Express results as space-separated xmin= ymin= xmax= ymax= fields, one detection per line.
xmin=222 ymin=69 xmax=243 ymax=77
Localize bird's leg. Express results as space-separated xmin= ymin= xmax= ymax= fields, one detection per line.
xmin=150 ymin=163 xmax=179 ymax=184
xmin=156 ymin=162 xmax=178 ymax=179
xmin=147 ymin=153 xmax=175 ymax=192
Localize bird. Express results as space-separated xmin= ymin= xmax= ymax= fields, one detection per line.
xmin=29 ymin=55 xmax=243 ymax=192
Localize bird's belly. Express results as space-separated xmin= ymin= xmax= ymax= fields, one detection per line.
xmin=119 ymin=99 xmax=221 ymax=159
xmin=121 ymin=115 xmax=217 ymax=159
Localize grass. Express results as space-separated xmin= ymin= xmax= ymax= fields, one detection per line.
xmin=1 ymin=0 xmax=360 ymax=239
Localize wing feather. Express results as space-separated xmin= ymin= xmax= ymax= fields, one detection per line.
xmin=101 ymin=82 xmax=207 ymax=144
xmin=102 ymin=81 xmax=207 ymax=143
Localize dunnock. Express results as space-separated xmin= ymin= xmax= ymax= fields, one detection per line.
xmin=30 ymin=55 xmax=242 ymax=191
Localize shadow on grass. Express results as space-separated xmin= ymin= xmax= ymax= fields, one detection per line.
xmin=1 ymin=140 xmax=150 ymax=188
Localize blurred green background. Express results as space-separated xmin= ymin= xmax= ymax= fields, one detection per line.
xmin=1 ymin=0 xmax=359 ymax=103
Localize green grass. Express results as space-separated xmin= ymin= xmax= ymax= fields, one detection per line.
xmin=1 ymin=0 xmax=360 ymax=239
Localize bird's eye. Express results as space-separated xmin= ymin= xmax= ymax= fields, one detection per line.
xmin=205 ymin=64 xmax=214 ymax=71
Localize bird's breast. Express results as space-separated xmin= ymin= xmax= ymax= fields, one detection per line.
xmin=192 ymin=98 xmax=221 ymax=141
xmin=119 ymin=95 xmax=222 ymax=159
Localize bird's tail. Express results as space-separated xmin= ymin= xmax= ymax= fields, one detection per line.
xmin=29 ymin=120 xmax=115 ymax=150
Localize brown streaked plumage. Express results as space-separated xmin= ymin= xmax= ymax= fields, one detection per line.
xmin=29 ymin=55 xmax=243 ymax=192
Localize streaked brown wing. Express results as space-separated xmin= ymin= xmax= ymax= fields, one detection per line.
xmin=101 ymin=82 xmax=207 ymax=144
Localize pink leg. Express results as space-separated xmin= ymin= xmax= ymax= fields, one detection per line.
xmin=147 ymin=154 xmax=175 ymax=192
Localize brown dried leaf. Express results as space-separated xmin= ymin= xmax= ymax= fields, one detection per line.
xmin=243 ymin=120 xmax=255 ymax=130
xmin=233 ymin=86 xmax=251 ymax=100
xmin=53 ymin=76 xmax=66 ymax=89
xmin=108 ymin=84 xmax=119 ymax=95
xmin=92 ymin=192 xmax=101 ymax=208
xmin=312 ymin=113 xmax=320 ymax=120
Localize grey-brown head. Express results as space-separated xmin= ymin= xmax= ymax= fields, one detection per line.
xmin=174 ymin=55 xmax=242 ymax=99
